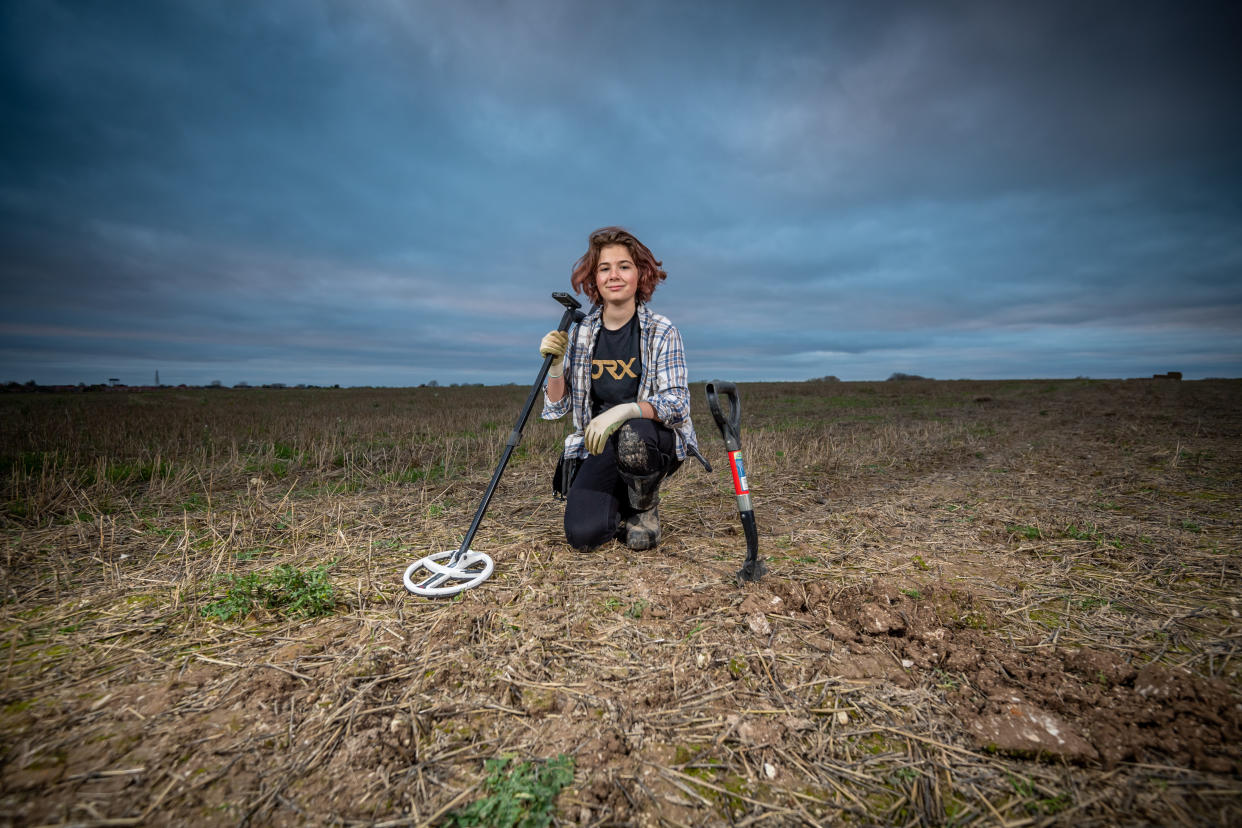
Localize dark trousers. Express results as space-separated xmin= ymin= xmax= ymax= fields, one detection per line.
xmin=564 ymin=419 xmax=679 ymax=550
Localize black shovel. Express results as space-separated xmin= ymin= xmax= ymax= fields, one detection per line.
xmin=705 ymin=381 xmax=767 ymax=582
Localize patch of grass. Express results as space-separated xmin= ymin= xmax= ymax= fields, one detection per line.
xmin=856 ymin=732 xmax=899 ymax=756
xmin=891 ymin=767 xmax=920 ymax=783
xmin=626 ymin=599 xmax=649 ymax=619
xmin=958 ymin=611 xmax=989 ymax=630
xmin=1062 ymin=523 xmax=1123 ymax=549
xmin=1032 ymin=793 xmax=1073 ymax=816
xmin=180 ymin=493 xmax=208 ymax=512
xmin=1028 ymin=608 xmax=1062 ymax=629
xmin=911 ymin=554 xmax=929 ymax=571
xmin=901 ymin=588 xmax=922 ymax=600
xmin=201 ymin=563 xmax=336 ymax=622
xmin=445 ymin=754 xmax=574 ymax=828
xmin=1008 ymin=524 xmax=1042 ymax=540
xmin=1008 ymin=773 xmax=1035 ymax=798
xmin=386 ymin=466 xmax=427 ymax=484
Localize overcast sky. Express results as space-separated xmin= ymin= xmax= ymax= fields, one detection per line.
xmin=3 ymin=0 xmax=1240 ymax=386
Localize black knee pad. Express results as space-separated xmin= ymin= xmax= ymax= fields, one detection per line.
xmin=616 ymin=422 xmax=660 ymax=475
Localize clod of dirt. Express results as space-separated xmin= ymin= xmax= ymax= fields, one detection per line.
xmin=856 ymin=602 xmax=904 ymax=635
xmin=1134 ymin=662 xmax=1201 ymax=699
xmin=739 ymin=720 xmax=781 ymax=747
xmin=739 ymin=593 xmax=784 ymax=615
xmin=1062 ymin=648 xmax=1136 ymax=686
xmin=826 ymin=621 xmax=858 ymax=642
xmin=966 ymin=697 xmax=1099 ymax=763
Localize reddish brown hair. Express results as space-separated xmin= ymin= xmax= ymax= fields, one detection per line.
xmin=570 ymin=226 xmax=667 ymax=305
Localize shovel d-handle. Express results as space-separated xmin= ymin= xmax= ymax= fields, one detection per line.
xmin=704 ymin=381 xmax=766 ymax=583
xmin=705 ymin=381 xmax=742 ymax=452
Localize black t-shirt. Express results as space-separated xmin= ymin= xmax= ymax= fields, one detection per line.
xmin=590 ymin=313 xmax=642 ymax=417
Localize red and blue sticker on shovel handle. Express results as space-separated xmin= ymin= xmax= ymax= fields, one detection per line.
xmin=729 ymin=450 xmax=749 ymax=495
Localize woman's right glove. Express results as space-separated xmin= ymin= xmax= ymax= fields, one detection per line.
xmin=540 ymin=330 xmax=569 ymax=378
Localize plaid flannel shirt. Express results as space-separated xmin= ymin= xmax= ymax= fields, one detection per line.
xmin=542 ymin=303 xmax=703 ymax=465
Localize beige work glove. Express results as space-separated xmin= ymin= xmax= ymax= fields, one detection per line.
xmin=540 ymin=330 xmax=569 ymax=378
xmin=584 ymin=402 xmax=642 ymax=455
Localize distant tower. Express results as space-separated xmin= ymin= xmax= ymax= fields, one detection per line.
xmin=155 ymin=370 xmax=160 ymax=386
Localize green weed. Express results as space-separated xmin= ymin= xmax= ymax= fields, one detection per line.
xmin=1062 ymin=523 xmax=1123 ymax=549
xmin=1008 ymin=525 xmax=1042 ymax=540
xmin=445 ymin=754 xmax=574 ymax=828
xmin=201 ymin=563 xmax=336 ymax=621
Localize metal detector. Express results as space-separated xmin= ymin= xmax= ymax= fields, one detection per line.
xmin=705 ymin=381 xmax=767 ymax=582
xmin=403 ymin=292 xmax=587 ymax=598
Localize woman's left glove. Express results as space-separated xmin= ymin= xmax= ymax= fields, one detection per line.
xmin=584 ymin=403 xmax=642 ymax=455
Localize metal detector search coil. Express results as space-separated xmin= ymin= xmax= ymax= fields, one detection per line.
xmin=403 ymin=292 xmax=587 ymax=598
xmin=403 ymin=550 xmax=494 ymax=598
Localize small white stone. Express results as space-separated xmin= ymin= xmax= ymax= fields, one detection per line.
xmin=836 ymin=710 xmax=849 ymax=725
xmin=901 ymin=659 xmax=914 ymax=668
xmin=747 ymin=613 xmax=772 ymax=636
xmin=696 ymin=652 xmax=710 ymax=669
xmin=763 ymin=762 xmax=777 ymax=779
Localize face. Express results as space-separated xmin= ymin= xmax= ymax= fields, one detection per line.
xmin=595 ymin=244 xmax=638 ymax=306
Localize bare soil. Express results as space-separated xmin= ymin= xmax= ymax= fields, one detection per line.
xmin=1 ymin=378 xmax=1239 ymax=825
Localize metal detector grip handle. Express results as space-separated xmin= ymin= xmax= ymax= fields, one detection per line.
xmin=705 ymin=380 xmax=743 ymax=452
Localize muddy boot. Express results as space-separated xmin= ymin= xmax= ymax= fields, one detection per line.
xmin=619 ymin=468 xmax=662 ymax=512
xmin=624 ymin=503 xmax=660 ymax=550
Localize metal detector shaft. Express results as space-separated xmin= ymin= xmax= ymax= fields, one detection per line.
xmin=705 ymin=381 xmax=767 ymax=582
xmin=417 ymin=292 xmax=585 ymax=591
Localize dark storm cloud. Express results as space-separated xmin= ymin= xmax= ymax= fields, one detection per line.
xmin=2 ymin=0 xmax=1240 ymax=385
